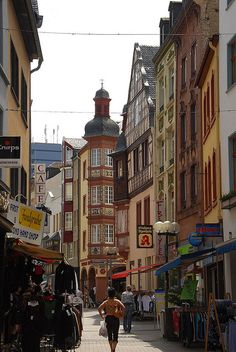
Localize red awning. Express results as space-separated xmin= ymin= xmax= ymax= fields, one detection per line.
xmin=112 ymin=263 xmax=160 ymax=280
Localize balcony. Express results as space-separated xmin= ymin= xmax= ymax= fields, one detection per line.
xmin=128 ymin=164 xmax=152 ymax=194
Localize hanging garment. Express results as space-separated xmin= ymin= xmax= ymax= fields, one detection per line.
xmin=141 ymin=294 xmax=151 ymax=312
xmin=55 ymin=262 xmax=76 ymax=294
xmin=54 ymin=304 xmax=77 ymax=349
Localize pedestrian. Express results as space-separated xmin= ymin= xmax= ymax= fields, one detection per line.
xmin=98 ymin=287 xmax=125 ymax=352
xmin=89 ymin=287 xmax=96 ymax=308
xmin=121 ymin=285 xmax=135 ymax=333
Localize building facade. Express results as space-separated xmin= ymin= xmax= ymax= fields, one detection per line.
xmin=219 ymin=0 xmax=236 ymax=300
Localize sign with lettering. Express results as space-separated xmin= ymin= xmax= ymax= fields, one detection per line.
xmin=156 ymin=201 xmax=165 ymax=262
xmin=34 ymin=164 xmax=46 ymax=206
xmin=137 ymin=225 xmax=153 ymax=248
xmin=195 ymin=223 xmax=222 ymax=237
xmin=6 ymin=200 xmax=45 ymax=245
xmin=0 ymin=136 xmax=21 ymax=167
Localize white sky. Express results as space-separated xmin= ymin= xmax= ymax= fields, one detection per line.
xmin=31 ymin=0 xmax=170 ymax=143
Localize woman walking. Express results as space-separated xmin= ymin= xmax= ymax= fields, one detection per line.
xmin=98 ymin=287 xmax=125 ymax=352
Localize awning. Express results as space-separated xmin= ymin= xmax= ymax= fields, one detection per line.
xmin=112 ymin=263 xmax=159 ymax=280
xmin=11 ymin=239 xmax=64 ymax=262
xmin=215 ymin=238 xmax=236 ymax=255
xmin=155 ymin=248 xmax=215 ymax=276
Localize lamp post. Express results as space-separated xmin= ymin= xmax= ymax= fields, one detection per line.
xmin=104 ymin=246 xmax=117 ymax=287
xmin=153 ymin=221 xmax=180 ymax=310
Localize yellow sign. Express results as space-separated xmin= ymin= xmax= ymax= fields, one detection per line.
xmin=18 ymin=206 xmax=44 ymax=231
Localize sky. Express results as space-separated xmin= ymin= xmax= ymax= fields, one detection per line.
xmin=31 ymin=0 xmax=170 ymax=143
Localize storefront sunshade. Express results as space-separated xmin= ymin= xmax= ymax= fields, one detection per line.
xmin=112 ymin=264 xmax=159 ymax=280
xmin=12 ymin=240 xmax=64 ymax=262
xmin=155 ymin=248 xmax=215 ymax=276
xmin=215 ymin=238 xmax=236 ymax=255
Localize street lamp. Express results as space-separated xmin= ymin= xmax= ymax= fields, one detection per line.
xmin=104 ymin=246 xmax=117 ymax=287
xmin=153 ymin=221 xmax=180 ymax=310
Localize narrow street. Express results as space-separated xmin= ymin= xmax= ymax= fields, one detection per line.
xmin=79 ymin=309 xmax=204 ymax=352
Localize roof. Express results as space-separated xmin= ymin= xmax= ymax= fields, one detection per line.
xmin=138 ymin=44 xmax=159 ymax=99
xmin=94 ymin=88 xmax=110 ymax=99
xmin=84 ymin=117 xmax=120 ymax=138
xmin=63 ymin=137 xmax=87 ymax=149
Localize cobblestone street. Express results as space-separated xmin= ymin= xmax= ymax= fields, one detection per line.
xmin=79 ymin=309 xmax=204 ymax=352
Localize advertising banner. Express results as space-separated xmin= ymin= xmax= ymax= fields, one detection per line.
xmin=34 ymin=163 xmax=46 ymax=206
xmin=137 ymin=225 xmax=153 ymax=248
xmin=6 ymin=200 xmax=46 ymax=245
xmin=0 ymin=136 xmax=21 ymax=167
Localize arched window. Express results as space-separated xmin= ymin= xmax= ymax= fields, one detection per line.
xmin=211 ymin=72 xmax=215 ymax=120
xmin=205 ymin=163 xmax=208 ymax=210
xmin=212 ymin=150 xmax=217 ymax=201
xmin=208 ymin=159 xmax=212 ymax=207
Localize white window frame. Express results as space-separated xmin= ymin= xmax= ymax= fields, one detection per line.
xmin=169 ymin=66 xmax=174 ymax=98
xmin=66 ymin=146 xmax=73 ymax=162
xmin=104 ymin=186 xmax=113 ymax=204
xmin=65 ymin=168 xmax=72 ymax=179
xmin=91 ymin=224 xmax=101 ymax=243
xmin=105 ymin=149 xmax=113 ymax=166
xmin=67 ymin=242 xmax=74 ymax=259
xmin=91 ymin=148 xmax=101 ymax=166
xmin=104 ymin=224 xmax=114 ymax=243
xmin=91 ymin=186 xmax=101 ymax=205
xmin=65 ymin=212 xmax=72 ymax=231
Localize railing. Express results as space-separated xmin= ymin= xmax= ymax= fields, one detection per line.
xmin=128 ymin=164 xmax=152 ymax=194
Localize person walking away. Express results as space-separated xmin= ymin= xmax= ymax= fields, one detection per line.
xmin=89 ymin=287 xmax=96 ymax=308
xmin=121 ymin=285 xmax=135 ymax=333
xmin=98 ymin=287 xmax=125 ymax=352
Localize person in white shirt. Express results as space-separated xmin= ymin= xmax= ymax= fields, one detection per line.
xmin=121 ymin=285 xmax=135 ymax=333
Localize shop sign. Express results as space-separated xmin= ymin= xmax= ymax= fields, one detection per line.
xmin=6 ymin=199 xmax=46 ymax=245
xmin=180 ymin=279 xmax=198 ymax=301
xmin=196 ymin=223 xmax=222 ymax=237
xmin=137 ymin=225 xmax=153 ymax=248
xmin=156 ymin=201 xmax=165 ymax=262
xmin=0 ymin=136 xmax=21 ymax=167
xmin=34 ymin=164 xmax=46 ymax=206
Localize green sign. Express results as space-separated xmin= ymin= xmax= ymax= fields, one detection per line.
xmin=180 ymin=280 xmax=198 ymax=301
xmin=178 ymin=244 xmax=193 ymax=255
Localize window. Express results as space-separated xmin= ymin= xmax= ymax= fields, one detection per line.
xmin=104 ymin=225 xmax=114 ymax=243
xmin=190 ymin=102 xmax=196 ymax=141
xmin=83 ymin=231 xmax=86 ymax=251
xmin=203 ymin=93 xmax=207 ymax=135
xmin=65 ymin=212 xmax=72 ymax=231
xmin=0 ymin=1 xmax=3 ymax=65
xmin=105 ymin=149 xmax=113 ymax=166
xmin=228 ymin=35 xmax=236 ymax=88
xmin=229 ymin=134 xmax=236 ymax=190
xmin=66 ymin=146 xmax=73 ymax=162
xmin=142 ymin=139 xmax=149 ymax=168
xmin=104 ymin=186 xmax=113 ymax=204
xmin=169 ymin=132 xmax=174 ymax=163
xmin=169 ymin=66 xmax=174 ymax=99
xmin=207 ymin=85 xmax=210 ymax=126
xmin=21 ymin=167 xmax=27 ymax=204
xmin=144 ymin=197 xmax=150 ymax=225
xmin=91 ymin=224 xmax=100 ymax=243
xmin=83 ymin=195 xmax=86 ymax=215
xmin=68 ymin=242 xmax=74 ymax=259
xmin=83 ymin=160 xmax=87 ymax=179
xmin=65 ymin=168 xmax=72 ymax=179
xmin=204 ymin=163 xmax=208 ymax=210
xmin=181 ymin=113 xmax=186 ymax=148
xmin=180 ymin=171 xmax=186 ymax=208
xmin=91 ymin=149 xmax=101 ymax=166
xmin=212 ymin=151 xmax=217 ymax=201
xmin=21 ymin=71 xmax=27 ymax=123
xmin=208 ymin=160 xmax=212 ymax=207
xmin=159 ymin=78 xmax=164 ymax=111
xmin=91 ymin=186 xmax=101 ymax=204
xmin=10 ymin=168 xmax=19 ymax=198
xmin=65 ymin=182 xmax=72 ymax=201
xmin=191 ymin=42 xmax=197 ymax=75
xmin=181 ymin=57 xmax=186 ymax=87
xmin=116 ymin=160 xmax=123 ymax=178
xmin=133 ymin=147 xmax=139 ymax=174
xmin=211 ymin=72 xmax=215 ymax=120
xmin=160 ymin=140 xmax=164 ymax=172
xmin=11 ymin=40 xmax=19 ymax=99
xmin=190 ymin=164 xmax=197 ymax=200
xmin=136 ymin=201 xmax=142 ymax=227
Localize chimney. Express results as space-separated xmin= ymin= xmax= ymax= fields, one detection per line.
xmin=159 ymin=18 xmax=170 ymax=46
xmin=168 ymin=1 xmax=182 ymax=28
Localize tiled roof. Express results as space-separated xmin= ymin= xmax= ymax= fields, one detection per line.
xmin=139 ymin=45 xmax=159 ymax=99
xmin=63 ymin=137 xmax=87 ymax=149
xmin=84 ymin=117 xmax=119 ymax=138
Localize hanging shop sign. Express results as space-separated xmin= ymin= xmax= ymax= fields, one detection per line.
xmin=137 ymin=225 xmax=153 ymax=248
xmin=6 ymin=199 xmax=46 ymax=245
xmin=180 ymin=279 xmax=198 ymax=301
xmin=188 ymin=233 xmax=203 ymax=247
xmin=34 ymin=163 xmax=46 ymax=206
xmin=0 ymin=136 xmax=21 ymax=167
xmin=195 ymin=223 xmax=222 ymax=237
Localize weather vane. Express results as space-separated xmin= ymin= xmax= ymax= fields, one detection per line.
xmin=100 ymin=78 xmax=104 ymax=89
